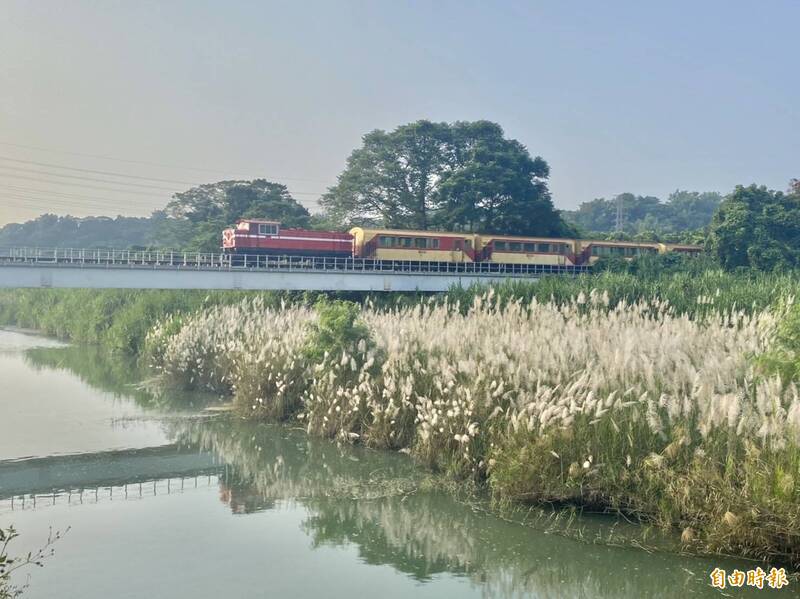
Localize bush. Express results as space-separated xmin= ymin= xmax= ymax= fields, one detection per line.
xmin=758 ymin=302 xmax=800 ymax=382
xmin=303 ymin=300 xmax=371 ymax=364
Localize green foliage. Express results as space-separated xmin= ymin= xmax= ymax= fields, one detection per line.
xmin=0 ymin=289 xmax=270 ymax=354
xmin=321 ymin=119 xmax=571 ymax=236
xmin=1 ymin=526 xmax=65 ymax=599
xmin=490 ymin=421 xmax=800 ymax=566
xmin=303 ymin=299 xmax=371 ymax=364
xmin=159 ymin=179 xmax=311 ymax=251
xmin=0 ymin=213 xmax=163 ymax=249
xmin=708 ymin=184 xmax=800 ymax=271
xmin=758 ymin=302 xmax=800 ymax=382
xmin=563 ymin=190 xmax=722 ymax=236
xmin=445 ymin=269 xmax=798 ymax=318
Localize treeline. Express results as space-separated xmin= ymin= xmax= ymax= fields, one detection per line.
xmin=0 ymin=213 xmax=166 ymax=249
xmin=2 ymin=120 xmax=798 ymax=271
xmin=561 ymin=190 xmax=722 ymax=238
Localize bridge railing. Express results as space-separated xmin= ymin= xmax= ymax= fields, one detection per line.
xmin=0 ymin=247 xmax=589 ymax=277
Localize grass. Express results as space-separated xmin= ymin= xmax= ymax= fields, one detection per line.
xmin=147 ymin=285 xmax=800 ymax=567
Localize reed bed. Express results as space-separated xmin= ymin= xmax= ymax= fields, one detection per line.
xmin=146 ymin=292 xmax=800 ymax=566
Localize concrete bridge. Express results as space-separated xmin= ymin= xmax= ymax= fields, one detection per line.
xmin=0 ymin=248 xmax=583 ymax=292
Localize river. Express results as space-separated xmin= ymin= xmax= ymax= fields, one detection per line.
xmin=0 ymin=329 xmax=794 ymax=598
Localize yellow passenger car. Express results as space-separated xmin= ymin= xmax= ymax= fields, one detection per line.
xmin=349 ymin=227 xmax=479 ymax=262
xmin=476 ymin=235 xmax=580 ymax=266
xmin=576 ymin=240 xmax=661 ymax=265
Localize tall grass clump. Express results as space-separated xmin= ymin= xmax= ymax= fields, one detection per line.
xmin=0 ymin=289 xmax=299 ymax=354
xmin=147 ymin=289 xmax=800 ymax=566
xmin=446 ymin=269 xmax=799 ymax=317
xmin=146 ymin=297 xmax=313 ymax=418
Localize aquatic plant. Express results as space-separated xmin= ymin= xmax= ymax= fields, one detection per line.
xmin=147 ymin=289 xmax=800 ymax=566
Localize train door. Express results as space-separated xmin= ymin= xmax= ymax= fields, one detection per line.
xmin=452 ymin=239 xmax=464 ymax=262
xmin=464 ymin=239 xmax=473 ymax=262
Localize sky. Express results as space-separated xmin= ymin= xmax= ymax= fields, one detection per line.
xmin=1 ymin=0 xmax=798 ymax=226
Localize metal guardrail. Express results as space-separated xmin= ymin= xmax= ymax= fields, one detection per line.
xmin=0 ymin=247 xmax=589 ymax=277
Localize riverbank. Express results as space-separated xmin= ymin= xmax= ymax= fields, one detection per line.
xmin=2 ymin=271 xmax=799 ymax=568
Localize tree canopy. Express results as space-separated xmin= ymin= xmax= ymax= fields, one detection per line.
xmin=708 ymin=184 xmax=800 ymax=270
xmin=160 ymin=179 xmax=310 ymax=251
xmin=321 ymin=120 xmax=571 ymax=236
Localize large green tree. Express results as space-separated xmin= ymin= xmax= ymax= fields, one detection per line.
xmin=321 ymin=120 xmax=569 ymax=236
xmin=708 ymin=184 xmax=800 ymax=270
xmin=161 ymin=179 xmax=310 ymax=251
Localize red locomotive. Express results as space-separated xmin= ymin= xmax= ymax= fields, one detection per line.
xmin=222 ymin=219 xmax=353 ymax=257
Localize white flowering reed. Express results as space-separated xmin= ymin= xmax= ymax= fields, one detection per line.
xmin=147 ymin=292 xmax=799 ymax=461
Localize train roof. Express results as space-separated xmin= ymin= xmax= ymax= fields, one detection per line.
xmin=480 ymin=233 xmax=576 ymax=243
xmin=581 ymin=239 xmax=661 ymax=247
xmin=349 ymin=226 xmax=476 ymax=238
xmin=236 ymin=218 xmax=281 ymax=225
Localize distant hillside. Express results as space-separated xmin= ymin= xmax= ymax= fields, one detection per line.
xmin=0 ymin=213 xmax=164 ymax=249
xmin=562 ymin=190 xmax=721 ymax=236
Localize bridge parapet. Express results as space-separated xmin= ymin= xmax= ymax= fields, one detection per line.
xmin=0 ymin=247 xmax=585 ymax=291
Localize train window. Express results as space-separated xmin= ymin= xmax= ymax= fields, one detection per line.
xmin=399 ymin=237 xmax=412 ymax=248
xmin=465 ymin=239 xmax=472 ymax=248
xmin=258 ymin=223 xmax=278 ymax=236
xmin=431 ymin=239 xmax=440 ymax=249
xmin=414 ymin=238 xmax=427 ymax=249
xmin=495 ymin=241 xmax=507 ymax=251
xmin=523 ymin=243 xmax=536 ymax=252
xmin=537 ymin=243 xmax=551 ymax=253
xmin=510 ymin=242 xmax=522 ymax=252
xmin=379 ymin=236 xmax=391 ymax=247
xmin=558 ymin=244 xmax=569 ymax=254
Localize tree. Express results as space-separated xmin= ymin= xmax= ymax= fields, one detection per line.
xmin=322 ymin=120 xmax=569 ymax=236
xmin=161 ymin=180 xmax=310 ymax=251
xmin=708 ymin=184 xmax=800 ymax=270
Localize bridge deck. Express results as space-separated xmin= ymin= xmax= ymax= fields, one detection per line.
xmin=0 ymin=247 xmax=586 ymax=291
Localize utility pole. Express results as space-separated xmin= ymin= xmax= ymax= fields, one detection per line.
xmin=615 ymin=195 xmax=625 ymax=233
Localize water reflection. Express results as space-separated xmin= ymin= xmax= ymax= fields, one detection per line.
xmin=168 ymin=416 xmax=783 ymax=599
xmin=23 ymin=344 xmax=216 ymax=411
xmin=2 ymin=335 xmax=794 ymax=598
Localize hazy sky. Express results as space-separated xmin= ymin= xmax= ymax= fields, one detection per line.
xmin=1 ymin=0 xmax=798 ymax=226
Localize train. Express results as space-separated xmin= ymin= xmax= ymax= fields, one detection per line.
xmin=222 ymin=219 xmax=701 ymax=269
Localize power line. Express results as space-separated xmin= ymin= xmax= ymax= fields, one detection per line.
xmin=0 ymin=182 xmax=318 ymax=212
xmin=0 ymin=172 xmax=176 ymax=197
xmin=0 ymin=156 xmax=200 ymax=186
xmin=1 ymin=194 xmax=155 ymax=214
xmin=0 ymin=140 xmax=331 ymax=184
xmin=0 ymin=167 xmax=325 ymax=199
xmin=1 ymin=186 xmax=164 ymax=210
xmin=0 ymin=165 xmax=182 ymax=192
xmin=1 ymin=198 xmax=159 ymax=215
xmin=0 ymin=183 xmax=163 ymax=207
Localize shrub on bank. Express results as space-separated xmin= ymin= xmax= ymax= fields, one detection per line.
xmin=147 ymin=291 xmax=800 ymax=566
